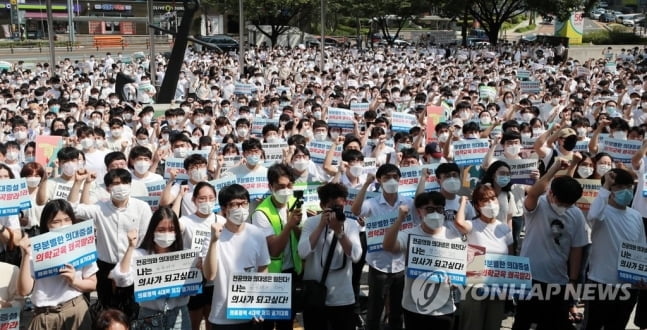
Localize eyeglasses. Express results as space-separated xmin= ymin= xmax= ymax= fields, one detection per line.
xmin=425 ymin=206 xmax=445 ymax=214
xmin=227 ymin=201 xmax=249 ymax=209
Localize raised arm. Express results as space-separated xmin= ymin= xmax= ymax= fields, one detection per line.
xmin=17 ymin=235 xmax=34 ymax=296
xmin=351 ymin=173 xmax=375 ymax=216
xmin=589 ymin=119 xmax=610 ymax=155
xmin=524 ymin=157 xmax=569 ymax=212
xmin=454 ymin=196 xmax=473 ymax=235
xmin=203 ymin=222 xmax=223 ymax=281
xmin=383 ymin=205 xmax=408 ymax=253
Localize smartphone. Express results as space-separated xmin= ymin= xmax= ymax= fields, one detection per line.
xmin=290 ymin=190 xmax=304 ymax=211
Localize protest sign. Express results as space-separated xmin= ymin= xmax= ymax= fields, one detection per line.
xmin=605 ymin=61 xmax=616 ymax=73
xmin=351 ymin=102 xmax=370 ymax=115
xmin=164 ymin=158 xmax=188 ymax=180
xmin=134 ymin=250 xmax=203 ymax=303
xmin=307 ymin=141 xmax=342 ymax=165
xmin=406 ymin=235 xmax=468 ymax=285
xmin=617 ymin=241 xmax=647 ymax=284
xmin=227 ymin=273 xmax=292 ymax=320
xmin=479 ymin=86 xmax=497 ymax=101
xmin=35 ymin=135 xmax=63 ymax=167
xmin=134 ymin=196 xmax=161 ymax=212
xmin=467 ymin=251 xmax=532 ymax=287
xmin=398 ymin=164 xmax=441 ymax=197
xmin=344 ymin=188 xmax=379 ymax=223
xmin=145 ymin=180 xmax=167 ymax=198
xmin=0 ymin=178 xmax=30 ymax=216
xmin=426 ymin=105 xmax=446 ymax=144
xmin=575 ymin=66 xmax=590 ymax=77
xmin=0 ymin=307 xmax=19 ymax=330
xmin=236 ymin=175 xmax=269 ymax=199
xmin=262 ymin=142 xmax=288 ymax=165
xmin=520 ymin=81 xmax=541 ymax=94
xmin=234 ymin=82 xmax=255 ymax=95
xmin=391 ymin=112 xmax=419 ymax=133
xmin=327 ymin=107 xmax=355 ymax=129
xmin=601 ymin=138 xmax=642 ymax=165
xmin=31 ymin=222 xmax=97 ymax=279
xmin=506 ymin=159 xmax=539 ymax=185
xmin=575 ymin=179 xmax=601 ymax=212
xmin=366 ymin=211 xmax=415 ymax=253
xmin=209 ymin=176 xmax=238 ymax=213
xmin=220 ymin=155 xmax=243 ymax=174
xmin=252 ymin=118 xmax=280 ymax=136
xmin=573 ymin=140 xmax=589 ymax=153
xmin=516 ymin=69 xmax=530 ymax=80
xmin=452 ymin=139 xmax=490 ymax=166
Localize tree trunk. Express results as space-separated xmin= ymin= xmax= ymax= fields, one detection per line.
xmin=487 ymin=23 xmax=501 ymax=45
xmin=461 ymin=8 xmax=469 ymax=46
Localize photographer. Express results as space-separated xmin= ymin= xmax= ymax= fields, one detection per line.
xmin=298 ymin=183 xmax=361 ymax=330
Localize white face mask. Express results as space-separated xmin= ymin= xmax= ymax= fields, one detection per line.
xmin=26 ymin=177 xmax=41 ymax=188
xmin=111 ymin=129 xmax=122 ymax=138
xmin=577 ymin=166 xmax=593 ymax=178
xmin=349 ymin=165 xmax=363 ymax=178
xmin=596 ymin=164 xmax=611 ymax=176
xmin=110 ymin=184 xmax=131 ymax=201
xmin=505 ymin=145 xmax=521 ymax=156
xmin=382 ymin=178 xmax=399 ymax=194
xmin=423 ymin=212 xmax=444 ymax=229
xmin=480 ymin=202 xmax=500 ymax=219
xmin=438 ymin=132 xmax=449 ymax=143
xmin=174 ymin=148 xmax=188 ymax=158
xmin=197 ymin=201 xmax=215 ymax=215
xmin=272 ymin=188 xmax=293 ymax=204
xmin=613 ymin=131 xmax=627 ymax=141
xmin=81 ymin=138 xmax=94 ymax=150
xmin=314 ymin=132 xmax=327 ymax=142
xmin=62 ymin=162 xmax=79 ymax=177
xmin=154 ymin=232 xmax=176 ymax=248
xmin=133 ymin=160 xmax=151 ymax=174
xmin=190 ymin=168 xmax=208 ymax=182
xmin=441 ymin=177 xmax=461 ymax=194
xmin=292 ymin=160 xmax=309 ymax=172
xmin=227 ymin=206 xmax=249 ymax=225
xmin=237 ymin=128 xmax=249 ymax=137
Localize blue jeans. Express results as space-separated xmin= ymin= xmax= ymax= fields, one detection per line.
xmin=136 ymin=305 xmax=190 ymax=330
xmin=366 ymin=268 xmax=404 ymax=330
xmin=511 ymin=216 xmax=524 ymax=256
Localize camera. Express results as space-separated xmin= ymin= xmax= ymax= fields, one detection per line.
xmin=330 ymin=205 xmax=346 ymax=222
xmin=290 ymin=190 xmax=304 ymax=211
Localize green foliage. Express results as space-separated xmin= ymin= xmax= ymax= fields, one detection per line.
xmin=514 ymin=23 xmax=536 ymax=33
xmin=0 ymin=40 xmax=78 ymax=48
xmin=526 ymin=0 xmax=586 ymax=21
xmin=583 ymin=27 xmax=647 ymax=44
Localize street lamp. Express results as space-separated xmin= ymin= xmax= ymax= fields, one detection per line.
xmin=239 ymin=0 xmax=244 ymax=80
xmin=320 ymin=0 xmax=324 ymax=70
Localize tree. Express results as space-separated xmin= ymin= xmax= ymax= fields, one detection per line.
xmin=526 ymin=0 xmax=587 ymax=21
xmin=468 ymin=0 xmax=526 ymax=45
xmin=359 ymin=0 xmax=429 ymax=46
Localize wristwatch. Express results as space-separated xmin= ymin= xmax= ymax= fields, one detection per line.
xmin=335 ymin=231 xmax=345 ymax=240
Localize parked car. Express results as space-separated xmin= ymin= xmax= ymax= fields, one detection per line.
xmin=625 ymin=16 xmax=645 ymax=27
xmin=193 ymin=34 xmax=239 ymax=52
xmin=598 ymin=1 xmax=609 ymax=7
xmin=589 ymin=8 xmax=605 ymax=19
xmin=599 ymin=13 xmax=615 ymax=22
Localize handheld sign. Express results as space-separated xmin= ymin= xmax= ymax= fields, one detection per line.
xmin=452 ymin=139 xmax=490 ymax=167
xmin=145 ymin=180 xmax=167 ymax=198
xmin=227 ymin=272 xmax=292 ymax=320
xmin=134 ymin=196 xmax=161 ymax=212
xmin=0 ymin=178 xmax=30 ymax=216
xmin=164 ymin=158 xmax=188 ymax=180
xmin=602 ymin=138 xmax=642 ymax=166
xmin=426 ymin=105 xmax=446 ymax=143
xmin=327 ymin=107 xmax=355 ymax=129
xmin=35 ymin=136 xmax=63 ymax=167
xmin=307 ymin=141 xmax=342 ymax=165
xmin=366 ymin=211 xmax=415 ymax=253
xmin=236 ymin=175 xmax=270 ymax=199
xmin=520 ymin=81 xmax=541 ymax=94
xmin=234 ymin=82 xmax=255 ymax=95
xmin=391 ymin=112 xmax=418 ymax=133
xmin=0 ymin=307 xmax=19 ymax=330
xmin=406 ymin=235 xmax=468 ymax=285
xmin=31 ymin=222 xmax=97 ymax=279
xmin=467 ymin=250 xmax=532 ymax=288
xmin=506 ymin=159 xmax=539 ymax=185
xmin=575 ymin=179 xmax=601 ymax=212
xmin=262 ymin=142 xmax=288 ymax=165
xmin=617 ymin=241 xmax=647 ymax=284
xmin=134 ymin=250 xmax=203 ymax=303
xmin=351 ymin=102 xmax=370 ymax=115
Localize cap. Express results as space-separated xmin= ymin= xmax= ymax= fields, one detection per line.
xmin=558 ymin=128 xmax=577 ymax=138
xmin=425 ymin=142 xmax=443 ymax=158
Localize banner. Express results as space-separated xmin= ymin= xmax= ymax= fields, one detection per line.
xmin=227 ymin=273 xmax=292 ymax=320
xmin=234 ymin=82 xmax=255 ymax=95
xmin=221 ymin=155 xmax=243 ymax=174
xmin=575 ymin=179 xmax=601 ymax=212
xmin=506 ymin=159 xmax=539 ymax=185
xmin=0 ymin=178 xmax=30 ymax=216
xmin=573 ymin=140 xmax=589 ymax=153
xmin=426 ymin=105 xmax=446 ymax=143
xmin=31 ymin=222 xmax=97 ymax=279
xmin=602 ymin=138 xmax=642 ymax=165
xmin=164 ymin=157 xmax=188 ymax=180
xmin=520 ymin=81 xmax=541 ymax=94
xmin=617 ymin=241 xmax=647 ymax=284
xmin=236 ymin=175 xmax=269 ymax=199
xmin=0 ymin=307 xmax=19 ymax=330
xmin=398 ymin=164 xmax=441 ymax=197
xmin=134 ymin=250 xmax=203 ymax=303
xmin=467 ymin=250 xmax=532 ymax=287
xmin=391 ymin=112 xmax=418 ymax=133
xmin=327 ymin=107 xmax=355 ymax=129
xmin=452 ymin=139 xmax=490 ymax=167
xmin=35 ymin=135 xmax=63 ymax=167
xmin=307 ymin=141 xmax=341 ymax=165
xmin=406 ymin=235 xmax=468 ymax=285
xmin=366 ymin=210 xmax=415 ymax=252
xmin=262 ymin=142 xmax=288 ymax=165
xmin=145 ymin=180 xmax=167 ymax=197
xmin=351 ymin=102 xmax=370 ymax=115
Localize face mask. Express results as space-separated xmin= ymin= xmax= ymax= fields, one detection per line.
xmin=613 ymin=189 xmax=633 ymax=207
xmin=550 ymin=200 xmax=568 ymax=216
xmin=505 ymin=145 xmax=521 ymax=156
xmin=330 ymin=132 xmax=340 ymax=140
xmin=273 ymin=188 xmax=293 ymax=204
xmin=480 ymin=202 xmax=500 ymax=219
xmin=313 ymin=111 xmax=322 ymax=119
xmin=314 ymin=132 xmax=327 ymax=142
xmin=349 ymin=165 xmax=363 ymax=178
xmin=134 ymin=160 xmax=151 ymax=174
xmin=577 ymin=166 xmax=594 ymax=178
xmin=123 ymin=114 xmax=133 ymax=121
xmin=137 ymin=139 xmax=149 ymax=146
xmin=197 ymin=201 xmax=215 ymax=215
xmin=154 ymin=232 xmax=176 ymax=248
xmin=95 ymin=139 xmax=105 ymax=149
xmin=5 ymin=151 xmax=18 ymax=162
xmin=562 ymin=136 xmax=577 ymax=151
xmin=551 ymin=98 xmax=560 ymax=106
xmin=613 ymin=131 xmax=627 ymax=140
xmin=382 ymin=178 xmax=399 ymax=194
xmin=110 ymin=184 xmax=131 ymax=201
xmin=642 ymin=102 xmax=647 ymax=110
xmin=480 ymin=117 xmax=492 ymax=125
xmin=246 ymin=155 xmax=260 ymax=166
xmin=596 ymin=164 xmax=611 ymax=176
xmin=111 ymin=129 xmax=122 ymax=138
xmin=438 ymin=132 xmax=449 ymax=143
xmin=162 ymin=133 xmax=169 ymax=141
xmin=237 ymin=128 xmax=248 ymax=137
xmin=81 ymin=138 xmax=94 ymax=150
xmin=496 ymin=175 xmax=511 ymax=187
xmin=91 ymin=119 xmax=102 ymax=127
xmin=228 ymin=206 xmax=249 ymax=225
xmin=50 ymin=105 xmax=60 ymax=113
xmin=423 ymin=212 xmax=444 ymax=229
xmin=174 ymin=148 xmax=188 ymax=158
xmin=576 ymin=127 xmax=588 ymax=137
xmin=521 ymin=113 xmax=534 ymax=122
xmin=45 ymin=119 xmax=53 ymax=127
xmin=441 ymin=177 xmax=461 ymax=194
xmin=62 ymin=162 xmax=79 ymax=177
xmin=219 ymin=126 xmax=229 ymax=136
xmin=606 ymin=107 xmax=617 ymax=115
xmin=26 ymin=177 xmax=41 ymax=188
xmin=190 ymin=168 xmax=208 ymax=182
xmin=459 ymin=111 xmax=471 ymax=121
xmin=293 ymin=160 xmax=309 ymax=172
xmin=14 ymin=130 xmax=27 ymax=141
xmin=267 ymin=136 xmax=281 ymax=144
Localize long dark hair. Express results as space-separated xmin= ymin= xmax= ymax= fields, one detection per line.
xmin=40 ymin=199 xmax=78 ymax=234
xmin=139 ymin=207 xmax=183 ymax=253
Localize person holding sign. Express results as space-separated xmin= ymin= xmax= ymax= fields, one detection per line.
xmin=36 ymin=147 xmax=84 ymax=206
xmin=512 ymin=158 xmax=590 ymax=330
xmin=17 ymin=199 xmax=97 ymax=330
xmin=110 ymin=207 xmax=191 ymax=329
xmin=383 ymin=192 xmax=462 ymax=330
xmin=584 ymin=169 xmax=646 ymax=329
xmin=203 ymin=184 xmax=271 ymax=328
xmin=630 ymin=138 xmax=647 ymax=330
xmin=298 ymin=183 xmax=361 ymax=330
xmin=453 ymin=186 xmax=513 ymax=330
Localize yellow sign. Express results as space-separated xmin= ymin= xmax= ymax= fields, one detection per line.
xmin=555 ymin=12 xmax=584 ymax=45
xmin=9 ymin=0 xmax=16 ymax=5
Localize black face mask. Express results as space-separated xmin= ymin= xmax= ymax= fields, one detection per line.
xmin=562 ymin=135 xmax=577 ymax=151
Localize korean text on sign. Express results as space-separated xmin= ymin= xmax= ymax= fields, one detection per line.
xmin=366 ymin=211 xmax=415 ymax=253
xmin=617 ymin=241 xmax=647 ymax=284
xmin=0 ymin=307 xmax=19 ymax=330
xmin=236 ymin=175 xmax=270 ymax=199
xmin=452 ymin=139 xmax=490 ymax=167
xmin=327 ymin=107 xmax=355 ymax=129
xmin=467 ymin=251 xmax=532 ymax=288
xmin=406 ymin=234 xmax=468 ymax=285
xmin=575 ymin=179 xmax=601 ymax=212
xmin=0 ymin=178 xmax=30 ymax=216
xmin=227 ymin=272 xmax=292 ymax=320
xmin=31 ymin=222 xmax=97 ymax=279
xmin=134 ymin=250 xmax=203 ymax=303
xmin=164 ymin=157 xmax=189 ymax=180
xmin=506 ymin=159 xmax=539 ymax=185
xmin=602 ymin=138 xmax=642 ymax=166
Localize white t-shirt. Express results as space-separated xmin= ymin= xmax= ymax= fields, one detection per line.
xmin=587 ymin=188 xmax=647 ymax=284
xmin=521 ymin=195 xmax=590 ymax=284
xmin=208 ymin=224 xmax=270 ymax=325
xmin=631 ymin=157 xmax=647 ymax=217
xmin=131 ymin=171 xmax=164 ymax=185
xmin=44 ymin=176 xmax=75 ymax=202
xmin=31 ymin=261 xmax=98 ymax=307
xmin=467 ymin=218 xmax=513 ymax=255
xmin=180 ymin=213 xmax=226 ymax=257
xmin=83 ymin=149 xmax=108 ymax=181
xmin=443 ymin=194 xmax=476 ymax=237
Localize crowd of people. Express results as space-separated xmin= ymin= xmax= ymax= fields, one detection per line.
xmin=0 ymin=40 xmax=646 ymax=330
